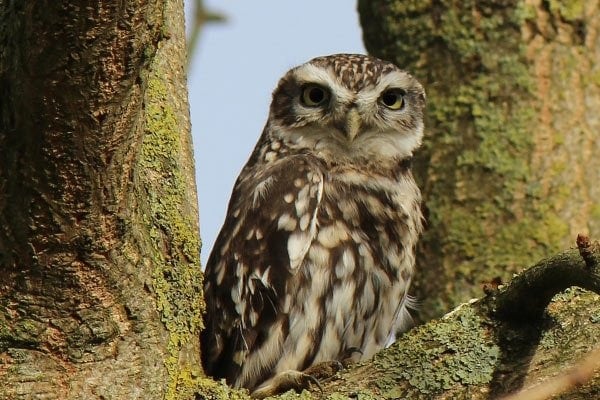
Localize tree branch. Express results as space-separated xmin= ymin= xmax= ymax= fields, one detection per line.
xmin=492 ymin=235 xmax=600 ymax=322
xmin=500 ymin=346 xmax=600 ymax=400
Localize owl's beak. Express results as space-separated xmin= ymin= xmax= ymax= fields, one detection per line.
xmin=342 ymin=107 xmax=362 ymax=142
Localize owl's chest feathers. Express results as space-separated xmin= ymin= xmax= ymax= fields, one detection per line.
xmin=244 ymin=153 xmax=423 ymax=275
xmin=314 ymin=168 xmax=421 ymax=278
xmin=283 ymin=168 xmax=421 ymax=364
xmin=235 ymin=152 xmax=422 ymax=293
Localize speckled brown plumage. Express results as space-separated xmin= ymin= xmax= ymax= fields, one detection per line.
xmin=201 ymin=54 xmax=426 ymax=396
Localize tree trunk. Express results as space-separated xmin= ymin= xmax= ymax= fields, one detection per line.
xmin=358 ymin=0 xmax=600 ymax=321
xmin=0 ymin=1 xmax=203 ymax=399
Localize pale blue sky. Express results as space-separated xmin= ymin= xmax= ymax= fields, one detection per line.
xmin=185 ymin=1 xmax=365 ymax=264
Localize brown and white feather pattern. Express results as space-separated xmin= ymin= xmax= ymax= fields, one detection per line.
xmin=201 ymin=54 xmax=426 ymax=393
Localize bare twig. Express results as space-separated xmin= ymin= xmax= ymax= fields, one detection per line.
xmin=577 ymin=233 xmax=599 ymax=269
xmin=186 ymin=0 xmax=226 ymax=67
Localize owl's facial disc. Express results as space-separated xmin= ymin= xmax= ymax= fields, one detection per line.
xmin=267 ymin=55 xmax=426 ymax=161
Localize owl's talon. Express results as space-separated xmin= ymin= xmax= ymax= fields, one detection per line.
xmin=250 ymin=370 xmax=322 ymax=399
xmin=303 ymin=360 xmax=344 ymax=380
xmin=341 ymin=347 xmax=363 ymax=367
xmin=344 ymin=346 xmax=363 ymax=357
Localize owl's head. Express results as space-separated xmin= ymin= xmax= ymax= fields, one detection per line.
xmin=267 ymin=54 xmax=426 ymax=163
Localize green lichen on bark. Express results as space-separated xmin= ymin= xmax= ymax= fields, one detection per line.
xmin=491 ymin=288 xmax=600 ymax=398
xmin=192 ymin=377 xmax=250 ymax=400
xmin=371 ymin=303 xmax=500 ymax=398
xmin=140 ymin=69 xmax=203 ymax=399
xmin=539 ymin=288 xmax=599 ymax=353
xmin=546 ymin=0 xmax=584 ymax=21
xmin=358 ymin=0 xmax=572 ymax=318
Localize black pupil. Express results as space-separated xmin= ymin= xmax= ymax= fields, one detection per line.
xmin=309 ymin=87 xmax=324 ymax=103
xmin=383 ymin=92 xmax=398 ymax=106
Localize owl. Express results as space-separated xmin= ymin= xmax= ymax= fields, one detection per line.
xmin=201 ymin=54 xmax=425 ymax=397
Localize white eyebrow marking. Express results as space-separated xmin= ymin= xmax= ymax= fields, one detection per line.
xmin=293 ymin=64 xmax=354 ymax=104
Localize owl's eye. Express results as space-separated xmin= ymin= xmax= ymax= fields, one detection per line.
xmin=380 ymin=89 xmax=405 ymax=110
xmin=300 ymin=84 xmax=330 ymax=107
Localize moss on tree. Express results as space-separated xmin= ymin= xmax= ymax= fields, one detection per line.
xmin=358 ymin=0 xmax=600 ymax=320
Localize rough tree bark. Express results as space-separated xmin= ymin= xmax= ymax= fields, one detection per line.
xmin=0 ymin=1 xmax=203 ymax=399
xmin=359 ymin=0 xmax=600 ymax=320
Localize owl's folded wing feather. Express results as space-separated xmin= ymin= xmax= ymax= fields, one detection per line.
xmin=201 ymin=154 xmax=325 ymax=388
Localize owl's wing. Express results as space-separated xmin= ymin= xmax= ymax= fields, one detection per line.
xmin=201 ymin=154 xmax=324 ymax=387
